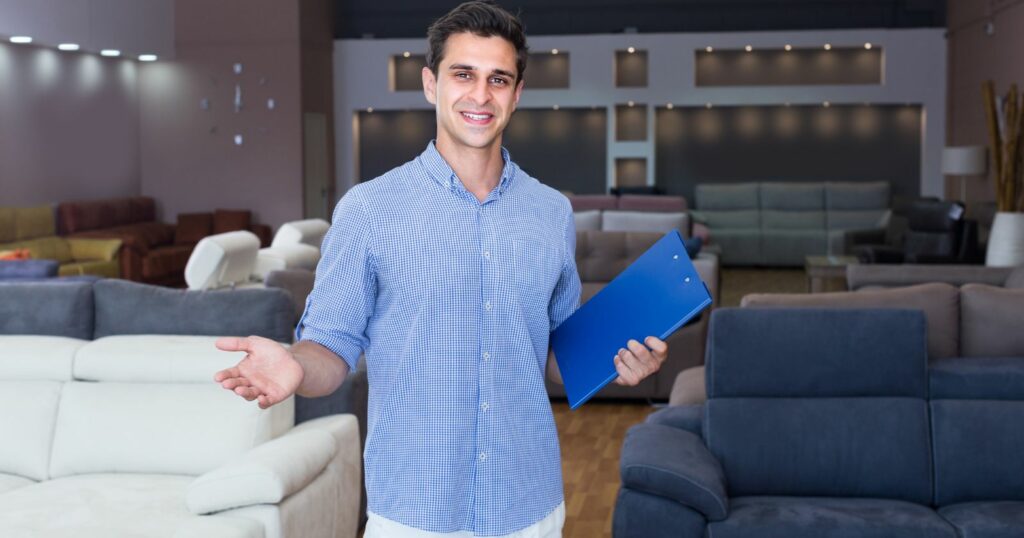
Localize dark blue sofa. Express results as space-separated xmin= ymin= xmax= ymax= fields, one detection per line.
xmin=614 ymin=308 xmax=1024 ymax=538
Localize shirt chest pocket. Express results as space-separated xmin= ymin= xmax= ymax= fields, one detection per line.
xmin=512 ymin=238 xmax=563 ymax=306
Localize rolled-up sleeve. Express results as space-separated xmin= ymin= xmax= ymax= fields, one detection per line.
xmin=549 ymin=200 xmax=581 ymax=331
xmin=295 ymin=188 xmax=376 ymax=372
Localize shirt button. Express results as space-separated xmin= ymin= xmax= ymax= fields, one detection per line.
xmin=482 ymin=351 xmax=490 ymax=361
xmin=478 ymin=452 xmax=487 ymax=462
xmin=485 ymin=301 xmax=492 ymax=311
xmin=484 ymin=250 xmax=491 ymax=260
xmin=481 ymin=402 xmax=490 ymax=412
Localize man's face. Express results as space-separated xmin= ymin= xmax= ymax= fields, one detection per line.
xmin=422 ymin=32 xmax=523 ymax=152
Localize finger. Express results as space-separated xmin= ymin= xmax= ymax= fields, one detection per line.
xmin=213 ymin=367 xmax=241 ymax=382
xmin=215 ymin=336 xmax=252 ymax=353
xmin=220 ymin=377 xmax=251 ymax=390
xmin=257 ymin=395 xmax=271 ymax=409
xmin=618 ymin=347 xmax=649 ymax=383
xmin=234 ymin=386 xmax=261 ymax=401
xmin=614 ymin=351 xmax=641 ymax=386
xmin=627 ymin=339 xmax=654 ymax=364
xmin=645 ymin=336 xmax=668 ymax=357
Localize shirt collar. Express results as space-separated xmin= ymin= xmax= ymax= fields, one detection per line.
xmin=418 ymin=140 xmax=517 ymax=196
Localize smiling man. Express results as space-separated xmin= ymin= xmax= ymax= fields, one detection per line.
xmin=213 ymin=2 xmax=669 ymax=537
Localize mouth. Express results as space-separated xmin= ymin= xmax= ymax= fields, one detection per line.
xmin=460 ymin=111 xmax=494 ymax=125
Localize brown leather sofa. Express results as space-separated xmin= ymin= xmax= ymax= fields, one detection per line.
xmin=57 ymin=197 xmax=271 ymax=286
xmin=545 ymin=230 xmax=720 ymax=401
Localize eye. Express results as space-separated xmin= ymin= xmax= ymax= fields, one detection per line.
xmin=491 ymin=77 xmax=509 ymax=86
xmin=454 ymin=71 xmax=471 ymax=80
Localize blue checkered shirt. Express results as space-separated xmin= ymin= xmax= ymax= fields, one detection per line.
xmin=296 ymin=141 xmax=581 ymax=536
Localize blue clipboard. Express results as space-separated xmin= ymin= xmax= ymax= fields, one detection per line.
xmin=550 ymin=230 xmax=712 ymax=410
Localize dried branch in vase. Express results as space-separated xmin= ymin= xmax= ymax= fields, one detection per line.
xmin=983 ymin=81 xmax=1024 ymax=212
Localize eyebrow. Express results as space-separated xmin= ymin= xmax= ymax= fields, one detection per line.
xmin=448 ymin=64 xmax=516 ymax=80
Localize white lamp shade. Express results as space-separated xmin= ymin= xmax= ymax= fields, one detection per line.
xmin=941 ymin=146 xmax=987 ymax=175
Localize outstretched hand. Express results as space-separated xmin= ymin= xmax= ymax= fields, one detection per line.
xmin=613 ymin=336 xmax=668 ymax=386
xmin=214 ymin=335 xmax=304 ymax=409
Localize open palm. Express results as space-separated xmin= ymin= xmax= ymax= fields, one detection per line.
xmin=214 ymin=335 xmax=304 ymax=409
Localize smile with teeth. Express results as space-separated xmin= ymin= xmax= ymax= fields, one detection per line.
xmin=461 ymin=111 xmax=493 ymax=123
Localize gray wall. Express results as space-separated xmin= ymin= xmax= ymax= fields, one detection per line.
xmin=357 ymin=107 xmax=606 ymax=194
xmin=656 ymin=104 xmax=922 ymax=201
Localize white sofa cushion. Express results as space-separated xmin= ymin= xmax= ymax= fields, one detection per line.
xmin=0 ymin=381 xmax=62 ymax=481
xmin=187 ymin=428 xmax=335 ymax=514
xmin=601 ymin=210 xmax=690 ymax=235
xmin=0 ymin=335 xmax=85 ymax=381
xmin=271 ymin=219 xmax=330 ymax=249
xmin=0 ymin=473 xmax=262 ymax=538
xmin=74 ymin=335 xmax=246 ymax=384
xmin=0 ymin=472 xmax=34 ymax=495
xmin=573 ymin=210 xmax=602 ymax=231
xmin=50 ymin=382 xmax=293 ymax=478
xmin=185 ymin=230 xmax=261 ymax=291
xmin=253 ymin=244 xmax=321 ymax=280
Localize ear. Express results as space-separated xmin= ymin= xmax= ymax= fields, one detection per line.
xmin=512 ymin=78 xmax=524 ymax=111
xmin=422 ymin=67 xmax=437 ymax=106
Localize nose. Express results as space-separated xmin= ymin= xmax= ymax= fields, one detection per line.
xmin=467 ymin=77 xmax=491 ymax=107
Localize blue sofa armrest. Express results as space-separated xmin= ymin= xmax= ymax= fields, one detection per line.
xmin=645 ymin=404 xmax=703 ymax=437
xmin=620 ymin=423 xmax=728 ymax=521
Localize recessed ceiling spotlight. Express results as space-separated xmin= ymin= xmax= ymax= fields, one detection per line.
xmin=784 ymin=102 xmax=791 ymax=107
xmin=627 ymin=46 xmax=636 ymax=54
xmin=551 ymin=48 xmax=558 ymax=55
xmin=824 ymin=43 xmax=832 ymax=51
xmin=58 ymin=43 xmax=80 ymax=51
xmin=627 ymin=100 xmax=635 ymax=107
xmin=9 ymin=36 xmax=32 ymax=44
xmin=705 ymin=103 xmax=713 ymax=109
xmin=553 ymin=104 xmax=560 ymax=110
xmin=138 ymin=54 xmax=157 ymax=62
xmin=784 ymin=44 xmax=792 ymax=51
xmin=864 ymin=42 xmax=873 ymax=50
xmin=403 ymin=51 xmax=410 ymax=58
xmin=823 ymin=101 xmax=831 ymax=107
xmin=744 ymin=45 xmax=753 ymax=52
xmin=100 ymin=49 xmax=121 ymax=57
xmin=705 ymin=46 xmax=713 ymax=53
xmin=666 ymin=103 xmax=674 ymax=110
xmin=367 ymin=107 xmax=374 ymax=113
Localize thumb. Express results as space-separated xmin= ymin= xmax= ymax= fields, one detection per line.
xmin=215 ymin=336 xmax=251 ymax=353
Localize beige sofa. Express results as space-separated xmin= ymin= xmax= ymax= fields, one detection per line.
xmin=669 ymin=273 xmax=1024 ymax=406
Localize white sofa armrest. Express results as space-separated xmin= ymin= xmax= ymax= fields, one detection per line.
xmin=186 ymin=426 xmax=336 ymax=514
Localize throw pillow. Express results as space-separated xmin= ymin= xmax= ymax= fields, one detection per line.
xmin=0 ymin=248 xmax=32 ymax=260
xmin=212 ymin=209 xmax=252 ymax=234
xmin=175 ymin=213 xmax=213 ymax=245
xmin=683 ymin=237 xmax=703 ymax=259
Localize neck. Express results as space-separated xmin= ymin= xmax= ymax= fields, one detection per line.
xmin=435 ymin=136 xmax=505 ymax=202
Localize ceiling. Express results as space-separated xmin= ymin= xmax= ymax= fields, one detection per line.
xmin=334 ymin=0 xmax=947 ymax=39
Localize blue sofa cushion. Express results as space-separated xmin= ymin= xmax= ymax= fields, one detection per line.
xmin=612 ymin=488 xmax=707 ymax=538
xmin=707 ymin=398 xmax=933 ymax=504
xmin=0 ymin=281 xmax=94 ymax=339
xmin=0 ymin=259 xmax=59 ymax=280
xmin=93 ymin=279 xmax=295 ymax=342
xmin=708 ymin=496 xmax=956 ymax=538
xmin=706 ymin=309 xmax=928 ymax=398
xmin=939 ymin=501 xmax=1024 ymax=538
xmin=930 ymin=358 xmax=1024 ymax=400
xmin=645 ymin=404 xmax=702 ymax=437
xmin=620 ymin=424 xmax=728 ymax=520
xmin=932 ymin=400 xmax=1024 ymax=505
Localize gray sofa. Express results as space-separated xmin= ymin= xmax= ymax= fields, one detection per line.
xmin=615 ymin=307 xmax=1024 ymax=538
xmin=669 ymin=269 xmax=1024 ymax=406
xmin=546 ymin=230 xmax=719 ymax=401
xmin=847 ymin=263 xmax=1024 ymax=290
xmin=692 ymin=181 xmax=890 ymax=266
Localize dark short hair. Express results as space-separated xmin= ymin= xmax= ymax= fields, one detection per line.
xmin=426 ymin=1 xmax=528 ymax=83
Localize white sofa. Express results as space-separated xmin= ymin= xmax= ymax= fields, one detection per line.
xmin=253 ymin=219 xmax=330 ymax=281
xmin=0 ymin=334 xmax=360 ymax=538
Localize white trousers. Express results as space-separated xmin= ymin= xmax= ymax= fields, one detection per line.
xmin=364 ymin=502 xmax=565 ymax=538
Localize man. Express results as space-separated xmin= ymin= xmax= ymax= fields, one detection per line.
xmin=214 ymin=2 xmax=668 ymax=536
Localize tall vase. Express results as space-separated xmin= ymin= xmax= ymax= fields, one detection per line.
xmin=986 ymin=212 xmax=1024 ymax=267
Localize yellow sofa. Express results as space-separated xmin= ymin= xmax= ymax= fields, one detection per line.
xmin=0 ymin=206 xmax=121 ymax=278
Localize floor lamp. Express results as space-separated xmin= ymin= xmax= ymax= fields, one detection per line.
xmin=941 ymin=146 xmax=988 ymax=203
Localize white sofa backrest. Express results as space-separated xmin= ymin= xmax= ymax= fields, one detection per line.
xmin=0 ymin=381 xmax=62 ymax=481
xmin=601 ymin=210 xmax=690 ymax=236
xmin=0 ymin=335 xmax=84 ymax=381
xmin=271 ymin=219 xmax=330 ymax=250
xmin=253 ymin=244 xmax=321 ymax=281
xmin=185 ymin=230 xmax=261 ymax=291
xmin=73 ymin=335 xmax=247 ymax=383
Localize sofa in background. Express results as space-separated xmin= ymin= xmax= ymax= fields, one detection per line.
xmin=545 ymin=230 xmax=719 ymax=401
xmin=0 ymin=205 xmax=121 ymax=278
xmin=57 ymin=197 xmax=271 ymax=286
xmin=615 ymin=307 xmax=1024 ymax=538
xmin=692 ymin=181 xmax=890 ymax=266
xmin=0 ymin=280 xmax=361 ymax=537
xmin=847 ymin=263 xmax=1024 ymax=290
xmin=669 ymin=268 xmax=1024 ymax=406
xmin=569 ymin=194 xmax=691 ymax=235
